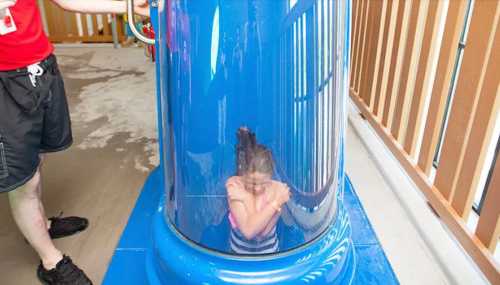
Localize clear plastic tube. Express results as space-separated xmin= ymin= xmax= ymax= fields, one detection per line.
xmin=158 ymin=0 xmax=346 ymax=256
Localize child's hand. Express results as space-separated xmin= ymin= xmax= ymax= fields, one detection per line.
xmin=274 ymin=182 xmax=290 ymax=205
xmin=0 ymin=0 xmax=16 ymax=10
xmin=226 ymin=176 xmax=244 ymax=190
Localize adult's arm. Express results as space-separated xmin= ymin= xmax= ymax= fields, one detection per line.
xmin=0 ymin=0 xmax=15 ymax=9
xmin=49 ymin=0 xmax=149 ymax=16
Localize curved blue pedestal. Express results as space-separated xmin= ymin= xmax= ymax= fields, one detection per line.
xmin=103 ymin=169 xmax=399 ymax=285
xmin=147 ymin=197 xmax=355 ymax=285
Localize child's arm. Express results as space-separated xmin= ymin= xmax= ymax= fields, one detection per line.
xmin=49 ymin=0 xmax=149 ymax=16
xmin=228 ymin=193 xmax=281 ymax=240
xmin=227 ymin=176 xmax=284 ymax=240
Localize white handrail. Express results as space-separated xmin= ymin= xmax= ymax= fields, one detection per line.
xmin=126 ymin=0 xmax=155 ymax=45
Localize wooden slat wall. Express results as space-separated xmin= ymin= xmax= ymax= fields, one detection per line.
xmin=374 ymin=0 xmax=399 ymax=118
xmin=434 ymin=1 xmax=499 ymax=203
xmin=381 ymin=0 xmax=408 ymax=128
xmin=349 ymin=0 xmax=500 ymax=284
xmin=367 ymin=0 xmax=388 ymax=110
xmin=452 ymin=17 xmax=500 ymax=219
xmin=41 ymin=0 xmax=126 ymax=43
xmin=390 ymin=0 xmax=426 ymax=143
xmin=372 ymin=0 xmax=393 ymax=116
xmin=417 ymin=0 xmax=469 ymax=175
xmin=476 ymin=146 xmax=500 ymax=252
xmin=403 ymin=0 xmax=443 ymax=157
xmin=358 ymin=0 xmax=383 ymax=106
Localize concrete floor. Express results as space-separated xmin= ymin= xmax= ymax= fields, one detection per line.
xmin=0 ymin=46 xmax=157 ymax=285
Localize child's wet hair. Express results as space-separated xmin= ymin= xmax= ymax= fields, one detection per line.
xmin=236 ymin=127 xmax=274 ymax=176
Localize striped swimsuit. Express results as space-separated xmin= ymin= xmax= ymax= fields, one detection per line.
xmin=228 ymin=213 xmax=279 ymax=254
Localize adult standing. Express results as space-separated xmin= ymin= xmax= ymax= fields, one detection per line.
xmin=0 ymin=1 xmax=148 ymax=284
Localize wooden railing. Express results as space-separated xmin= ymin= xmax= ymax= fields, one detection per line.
xmin=39 ymin=0 xmax=126 ymax=43
xmin=349 ymin=0 xmax=499 ymax=283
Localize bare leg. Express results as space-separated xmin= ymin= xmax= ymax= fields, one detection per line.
xmin=8 ymin=167 xmax=63 ymax=270
xmin=36 ymin=155 xmax=51 ymax=230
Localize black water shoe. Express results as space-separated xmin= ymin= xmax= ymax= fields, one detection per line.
xmin=48 ymin=213 xmax=89 ymax=239
xmin=37 ymin=256 xmax=92 ymax=285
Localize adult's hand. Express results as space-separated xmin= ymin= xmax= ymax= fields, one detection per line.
xmin=133 ymin=0 xmax=149 ymax=17
xmin=0 ymin=0 xmax=16 ymax=10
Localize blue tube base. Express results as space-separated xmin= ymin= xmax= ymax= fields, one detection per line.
xmin=103 ymin=168 xmax=399 ymax=285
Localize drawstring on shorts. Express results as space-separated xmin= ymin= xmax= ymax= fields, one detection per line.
xmin=27 ymin=62 xmax=44 ymax=87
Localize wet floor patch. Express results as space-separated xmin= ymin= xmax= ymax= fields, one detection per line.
xmin=57 ymin=48 xmax=159 ymax=172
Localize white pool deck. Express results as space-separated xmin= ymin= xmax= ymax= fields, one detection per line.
xmin=346 ymin=100 xmax=489 ymax=285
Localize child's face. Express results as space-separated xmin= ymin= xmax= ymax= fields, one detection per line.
xmin=242 ymin=171 xmax=272 ymax=194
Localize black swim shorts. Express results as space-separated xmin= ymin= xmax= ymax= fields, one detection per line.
xmin=0 ymin=54 xmax=72 ymax=193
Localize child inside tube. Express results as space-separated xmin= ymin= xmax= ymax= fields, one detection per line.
xmin=226 ymin=127 xmax=290 ymax=254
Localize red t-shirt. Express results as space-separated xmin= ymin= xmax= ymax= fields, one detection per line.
xmin=0 ymin=0 xmax=53 ymax=71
